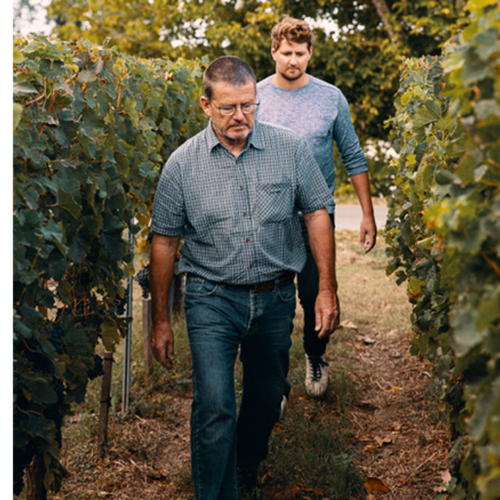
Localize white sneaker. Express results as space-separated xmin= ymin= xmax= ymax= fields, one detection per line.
xmin=305 ymin=354 xmax=329 ymax=397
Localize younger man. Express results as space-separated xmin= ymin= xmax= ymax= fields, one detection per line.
xmin=257 ymin=16 xmax=377 ymax=397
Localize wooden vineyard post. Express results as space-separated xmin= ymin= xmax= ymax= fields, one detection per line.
xmin=98 ymin=351 xmax=113 ymax=455
xmin=26 ymin=453 xmax=46 ymax=500
xmin=142 ymin=297 xmax=153 ymax=376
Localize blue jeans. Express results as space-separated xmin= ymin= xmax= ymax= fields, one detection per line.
xmin=183 ymin=275 xmax=296 ymax=500
xmin=297 ymin=214 xmax=335 ymax=357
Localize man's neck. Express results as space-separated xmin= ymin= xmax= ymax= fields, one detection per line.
xmin=271 ymin=73 xmax=310 ymax=90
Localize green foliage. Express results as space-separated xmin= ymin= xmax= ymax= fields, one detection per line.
xmin=385 ymin=1 xmax=500 ymax=498
xmin=13 ymin=35 xmax=205 ymax=495
xmin=45 ymin=0 xmax=468 ymax=196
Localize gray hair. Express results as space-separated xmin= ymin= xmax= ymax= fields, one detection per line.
xmin=203 ymin=56 xmax=256 ymax=100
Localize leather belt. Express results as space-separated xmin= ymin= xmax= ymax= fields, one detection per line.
xmin=231 ymin=272 xmax=295 ymax=292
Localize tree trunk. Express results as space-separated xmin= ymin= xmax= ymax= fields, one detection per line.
xmin=370 ymin=0 xmax=398 ymax=46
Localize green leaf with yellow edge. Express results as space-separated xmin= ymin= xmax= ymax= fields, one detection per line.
xmin=124 ymin=96 xmax=140 ymax=128
xmin=13 ymin=103 xmax=23 ymax=131
xmin=101 ymin=319 xmax=122 ymax=351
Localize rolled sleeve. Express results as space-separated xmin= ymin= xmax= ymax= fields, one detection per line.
xmin=151 ymin=158 xmax=186 ymax=236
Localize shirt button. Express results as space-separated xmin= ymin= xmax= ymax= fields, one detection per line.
xmin=243 ymin=212 xmax=246 ymax=217
xmin=239 ymin=186 xmax=243 ymax=190
xmin=246 ymin=239 xmax=250 ymax=243
xmin=249 ymin=264 xmax=253 ymax=268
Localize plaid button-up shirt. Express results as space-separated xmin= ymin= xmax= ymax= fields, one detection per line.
xmin=151 ymin=119 xmax=333 ymax=285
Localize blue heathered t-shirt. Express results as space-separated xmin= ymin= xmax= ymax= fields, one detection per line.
xmin=257 ymin=75 xmax=367 ymax=214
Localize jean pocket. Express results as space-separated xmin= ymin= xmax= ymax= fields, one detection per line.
xmin=276 ymin=282 xmax=296 ymax=303
xmin=184 ymin=276 xmax=219 ymax=297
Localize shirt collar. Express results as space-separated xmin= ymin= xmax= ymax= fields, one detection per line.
xmin=205 ymin=119 xmax=265 ymax=153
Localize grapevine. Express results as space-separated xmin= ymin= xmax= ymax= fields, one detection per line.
xmin=13 ymin=35 xmax=205 ymax=496
xmin=385 ymin=2 xmax=500 ymax=498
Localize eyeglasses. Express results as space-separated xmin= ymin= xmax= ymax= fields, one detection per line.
xmin=209 ymin=101 xmax=260 ymax=116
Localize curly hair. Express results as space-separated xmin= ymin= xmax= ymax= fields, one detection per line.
xmin=271 ymin=16 xmax=316 ymax=51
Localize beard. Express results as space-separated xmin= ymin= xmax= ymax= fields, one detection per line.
xmin=279 ymin=67 xmax=304 ymax=82
xmin=212 ymin=121 xmax=251 ymax=145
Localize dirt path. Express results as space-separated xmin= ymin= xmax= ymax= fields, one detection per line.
xmin=54 ymin=233 xmax=450 ymax=499
xmin=349 ymin=329 xmax=450 ymax=499
xmin=69 ymin=330 xmax=450 ymax=499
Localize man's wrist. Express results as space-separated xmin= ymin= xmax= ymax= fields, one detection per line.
xmin=318 ymin=282 xmax=338 ymax=294
xmin=152 ymin=318 xmax=171 ymax=328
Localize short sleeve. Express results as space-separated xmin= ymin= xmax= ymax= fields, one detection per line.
xmin=151 ymin=157 xmax=186 ymax=235
xmin=294 ymin=139 xmax=333 ymax=213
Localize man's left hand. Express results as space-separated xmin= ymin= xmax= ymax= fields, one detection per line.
xmin=314 ymin=289 xmax=340 ymax=339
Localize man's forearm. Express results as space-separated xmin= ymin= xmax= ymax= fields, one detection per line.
xmin=150 ymin=233 xmax=180 ymax=325
xmin=149 ymin=233 xmax=180 ymax=369
xmin=350 ymin=172 xmax=377 ymax=252
xmin=303 ymin=209 xmax=337 ymax=291
xmin=350 ymin=172 xmax=374 ymax=216
xmin=303 ymin=208 xmax=340 ymax=337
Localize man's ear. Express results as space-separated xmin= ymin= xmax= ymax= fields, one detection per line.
xmin=200 ymin=95 xmax=212 ymax=117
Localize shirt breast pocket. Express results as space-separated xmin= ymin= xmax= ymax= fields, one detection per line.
xmin=256 ymin=181 xmax=293 ymax=224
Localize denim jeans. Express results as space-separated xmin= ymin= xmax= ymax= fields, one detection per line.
xmin=183 ymin=275 xmax=296 ymax=500
xmin=297 ymin=214 xmax=335 ymax=357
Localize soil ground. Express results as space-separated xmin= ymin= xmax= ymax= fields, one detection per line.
xmin=48 ymin=230 xmax=451 ymax=500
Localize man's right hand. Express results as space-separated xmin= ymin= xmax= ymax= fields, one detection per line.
xmin=151 ymin=321 xmax=175 ymax=369
xmin=315 ymin=288 xmax=341 ymax=339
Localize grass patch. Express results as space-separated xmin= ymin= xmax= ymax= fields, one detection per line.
xmin=263 ymin=405 xmax=364 ymax=499
xmin=335 ymin=229 xmax=411 ymax=337
xmin=260 ymin=319 xmax=364 ymax=499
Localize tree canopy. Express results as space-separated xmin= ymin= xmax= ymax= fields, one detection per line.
xmin=45 ymin=0 xmax=467 ymax=142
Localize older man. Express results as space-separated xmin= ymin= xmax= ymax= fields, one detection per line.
xmin=150 ymin=56 xmax=339 ymax=499
xmin=257 ymin=16 xmax=377 ymax=398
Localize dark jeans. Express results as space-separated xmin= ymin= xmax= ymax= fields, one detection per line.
xmin=183 ymin=275 xmax=296 ymax=500
xmin=297 ymin=214 xmax=335 ymax=357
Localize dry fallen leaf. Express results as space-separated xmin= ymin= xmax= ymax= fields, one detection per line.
xmin=365 ymin=477 xmax=390 ymax=493
xmin=356 ymin=434 xmax=373 ymax=442
xmin=440 ymin=469 xmax=452 ymax=485
xmin=340 ymin=320 xmax=359 ymax=330
xmin=434 ymin=485 xmax=448 ymax=493
xmin=374 ymin=436 xmax=392 ymax=446
xmin=361 ymin=336 xmax=377 ymax=345
xmin=364 ymin=444 xmax=375 ymax=452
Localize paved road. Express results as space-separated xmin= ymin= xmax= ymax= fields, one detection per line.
xmin=335 ymin=204 xmax=388 ymax=231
